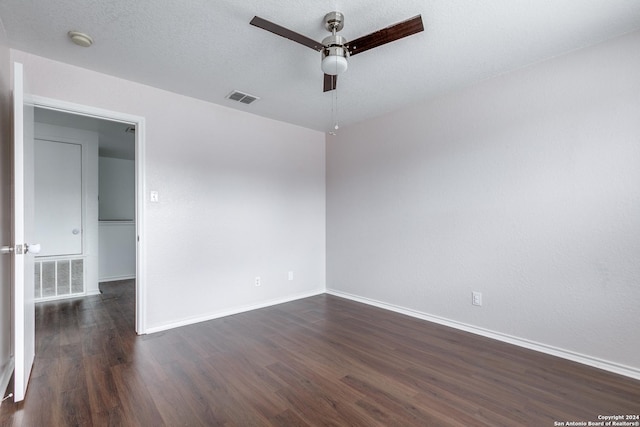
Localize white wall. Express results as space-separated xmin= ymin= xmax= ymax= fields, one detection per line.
xmin=99 ymin=156 xmax=134 ymax=220
xmin=0 ymin=19 xmax=13 ymax=398
xmin=11 ymin=50 xmax=326 ymax=332
xmin=327 ymin=31 xmax=640 ymax=374
xmin=99 ymin=156 xmax=136 ymax=281
xmin=99 ymin=221 xmax=135 ymax=281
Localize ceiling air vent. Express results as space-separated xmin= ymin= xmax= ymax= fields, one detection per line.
xmin=226 ymin=90 xmax=260 ymax=105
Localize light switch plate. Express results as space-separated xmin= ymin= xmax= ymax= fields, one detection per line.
xmin=150 ymin=191 xmax=159 ymax=202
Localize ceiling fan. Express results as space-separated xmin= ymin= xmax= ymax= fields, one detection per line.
xmin=250 ymin=12 xmax=424 ymax=92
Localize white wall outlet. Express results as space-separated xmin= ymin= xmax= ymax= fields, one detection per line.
xmin=472 ymin=291 xmax=482 ymax=306
xmin=255 ymin=276 xmax=261 ymax=287
xmin=288 ymin=271 xmax=294 ymax=281
xmin=150 ymin=190 xmax=159 ymax=202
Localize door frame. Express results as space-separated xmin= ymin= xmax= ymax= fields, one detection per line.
xmin=30 ymin=95 xmax=147 ymax=334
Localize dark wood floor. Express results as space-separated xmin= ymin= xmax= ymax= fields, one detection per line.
xmin=1 ymin=281 xmax=639 ymax=426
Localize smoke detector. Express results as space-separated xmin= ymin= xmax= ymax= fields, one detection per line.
xmin=68 ymin=31 xmax=93 ymax=47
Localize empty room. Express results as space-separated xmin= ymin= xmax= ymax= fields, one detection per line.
xmin=0 ymin=1 xmax=639 ymax=425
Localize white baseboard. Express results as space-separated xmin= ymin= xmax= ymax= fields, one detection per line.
xmin=35 ymin=288 xmax=101 ymax=303
xmin=326 ymin=289 xmax=640 ymax=381
xmin=145 ymin=288 xmax=326 ymax=334
xmin=0 ymin=357 xmax=14 ymax=406
xmin=99 ymin=275 xmax=136 ymax=283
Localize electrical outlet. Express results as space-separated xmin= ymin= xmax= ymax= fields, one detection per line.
xmin=255 ymin=276 xmax=261 ymax=287
xmin=472 ymin=291 xmax=482 ymax=306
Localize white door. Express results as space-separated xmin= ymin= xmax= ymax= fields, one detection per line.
xmin=34 ymin=140 xmax=83 ymax=256
xmin=13 ymin=62 xmax=37 ymax=402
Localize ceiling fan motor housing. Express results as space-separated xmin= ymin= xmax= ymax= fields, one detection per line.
xmin=324 ymin=11 xmax=344 ymax=32
xmin=321 ymin=34 xmax=349 ymax=75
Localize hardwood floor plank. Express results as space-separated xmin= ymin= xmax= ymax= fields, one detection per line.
xmin=90 ymin=405 xmax=127 ymax=427
xmin=148 ymin=375 xmax=210 ymax=426
xmin=110 ymin=362 xmax=165 ymax=426
xmin=153 ymin=359 xmax=229 ymax=425
xmin=2 ymin=284 xmax=639 ymax=426
xmin=171 ymin=361 xmax=236 ymax=425
xmin=269 ymin=408 xmax=311 ymax=427
xmin=268 ymin=361 xmax=380 ymax=425
xmin=1 ymin=373 xmax=64 ymax=427
xmin=84 ymin=354 xmax=120 ymax=415
xmin=202 ymin=354 xmax=287 ymax=418
xmin=340 ymin=373 xmax=461 ymax=426
xmin=61 ymin=385 xmax=92 ymax=426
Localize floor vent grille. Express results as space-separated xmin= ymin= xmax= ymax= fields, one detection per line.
xmin=35 ymin=258 xmax=84 ymax=301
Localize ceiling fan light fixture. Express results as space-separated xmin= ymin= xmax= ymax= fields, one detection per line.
xmin=321 ymin=53 xmax=348 ymax=75
xmin=321 ymin=34 xmax=349 ymax=75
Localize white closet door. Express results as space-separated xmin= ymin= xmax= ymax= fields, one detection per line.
xmin=34 ymin=140 xmax=83 ymax=257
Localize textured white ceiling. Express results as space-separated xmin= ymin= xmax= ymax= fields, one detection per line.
xmin=2 ymin=0 xmax=640 ymax=132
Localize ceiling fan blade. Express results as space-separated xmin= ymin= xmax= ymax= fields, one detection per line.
xmin=250 ymin=16 xmax=324 ymax=52
xmin=347 ymin=15 xmax=424 ymax=56
xmin=323 ymin=74 xmax=337 ymax=92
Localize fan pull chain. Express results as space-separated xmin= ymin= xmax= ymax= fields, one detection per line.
xmin=327 ymin=14 xmax=340 ymax=135
xmin=330 ymin=82 xmax=339 ymax=135
xmin=334 ymin=80 xmax=339 ymax=131
xmin=331 ymin=19 xmax=340 ymax=131
xmin=332 ymin=56 xmax=339 ymax=134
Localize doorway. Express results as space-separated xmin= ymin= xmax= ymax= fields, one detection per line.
xmin=30 ymin=97 xmax=146 ymax=334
